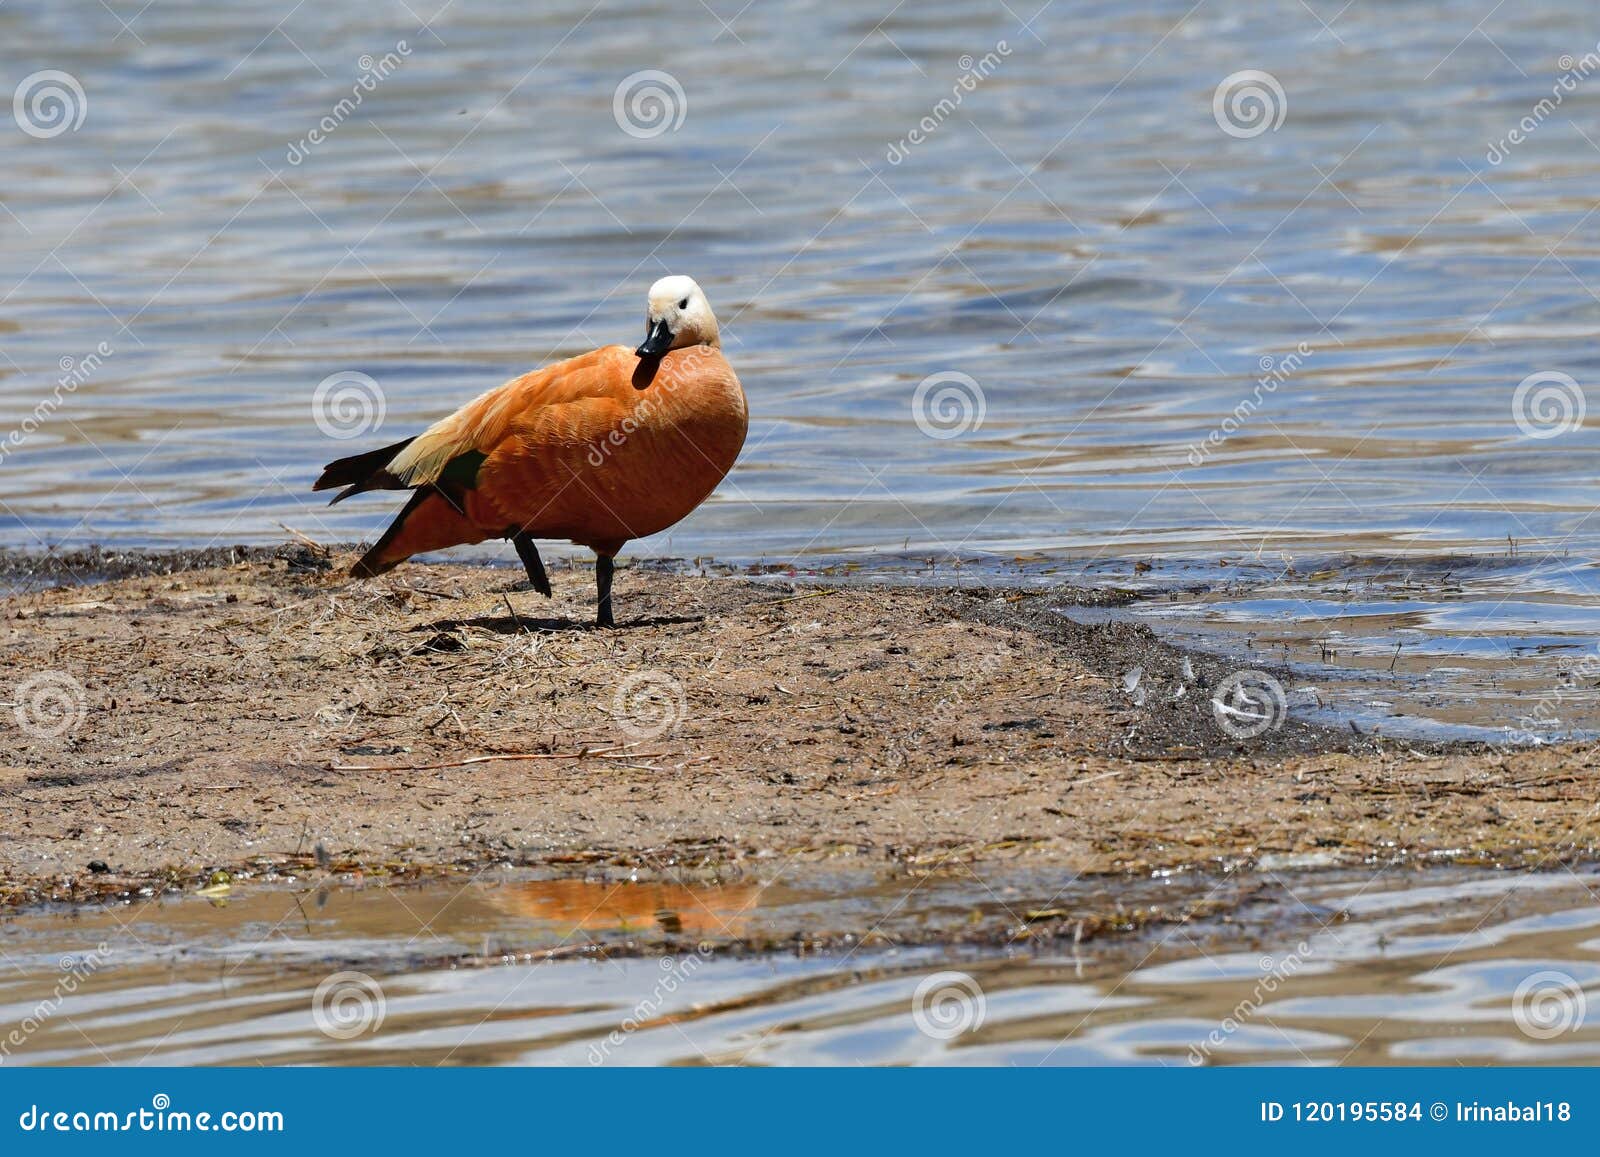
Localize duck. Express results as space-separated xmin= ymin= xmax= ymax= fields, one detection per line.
xmin=313 ymin=275 xmax=747 ymax=626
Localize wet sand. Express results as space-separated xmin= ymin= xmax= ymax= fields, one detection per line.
xmin=3 ymin=548 xmax=1598 ymax=931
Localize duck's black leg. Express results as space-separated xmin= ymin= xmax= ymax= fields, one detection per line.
xmin=595 ymin=553 xmax=615 ymax=628
xmin=511 ymin=532 xmax=552 ymax=598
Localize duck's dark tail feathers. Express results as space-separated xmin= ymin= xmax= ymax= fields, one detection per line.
xmin=312 ymin=436 xmax=417 ymax=505
xmin=350 ymin=487 xmax=488 ymax=578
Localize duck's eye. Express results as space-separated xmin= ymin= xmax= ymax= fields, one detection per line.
xmin=678 ymin=298 xmax=689 ymax=310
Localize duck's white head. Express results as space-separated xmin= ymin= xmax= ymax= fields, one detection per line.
xmin=636 ymin=275 xmax=720 ymax=357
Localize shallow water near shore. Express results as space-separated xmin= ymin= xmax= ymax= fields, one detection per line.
xmin=1073 ymin=552 xmax=1600 ymax=744
xmin=3 ymin=865 xmax=1599 ymax=1066
xmin=758 ymin=548 xmax=1600 ymax=744
xmin=4 ymin=1 xmax=1600 ymax=565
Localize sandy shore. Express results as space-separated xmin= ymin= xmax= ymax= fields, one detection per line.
xmin=3 ymin=547 xmax=1597 ymax=915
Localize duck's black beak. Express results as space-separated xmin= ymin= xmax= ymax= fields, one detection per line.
xmin=635 ymin=318 xmax=674 ymax=358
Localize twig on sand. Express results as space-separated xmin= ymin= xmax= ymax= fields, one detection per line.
xmin=329 ymin=744 xmax=669 ymax=772
xmin=763 ymin=590 xmax=834 ymax=606
xmin=276 ymin=523 xmax=328 ymax=552
xmin=1062 ymin=768 xmax=1128 ymax=792
xmin=403 ymin=585 xmax=461 ymax=600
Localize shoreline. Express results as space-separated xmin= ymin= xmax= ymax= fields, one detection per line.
xmin=3 ymin=547 xmax=1596 ymax=942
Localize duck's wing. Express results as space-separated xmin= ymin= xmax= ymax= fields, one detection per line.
xmin=314 ymin=347 xmax=629 ymax=503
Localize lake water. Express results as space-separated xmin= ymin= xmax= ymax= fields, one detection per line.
xmin=3 ymin=0 xmax=1599 ymax=564
xmin=4 ymin=865 xmax=1600 ymax=1066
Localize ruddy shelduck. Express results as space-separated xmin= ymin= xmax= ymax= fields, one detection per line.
xmin=313 ymin=275 xmax=747 ymax=626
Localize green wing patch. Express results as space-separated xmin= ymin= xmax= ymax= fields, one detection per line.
xmin=438 ymin=449 xmax=487 ymax=491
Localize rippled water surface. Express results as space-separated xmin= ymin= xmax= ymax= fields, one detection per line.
xmin=1095 ymin=553 xmax=1600 ymax=740
xmin=3 ymin=0 xmax=1600 ymax=561
xmin=5 ymin=867 xmax=1600 ymax=1066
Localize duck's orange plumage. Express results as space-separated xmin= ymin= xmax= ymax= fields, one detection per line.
xmin=313 ymin=276 xmax=747 ymax=625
